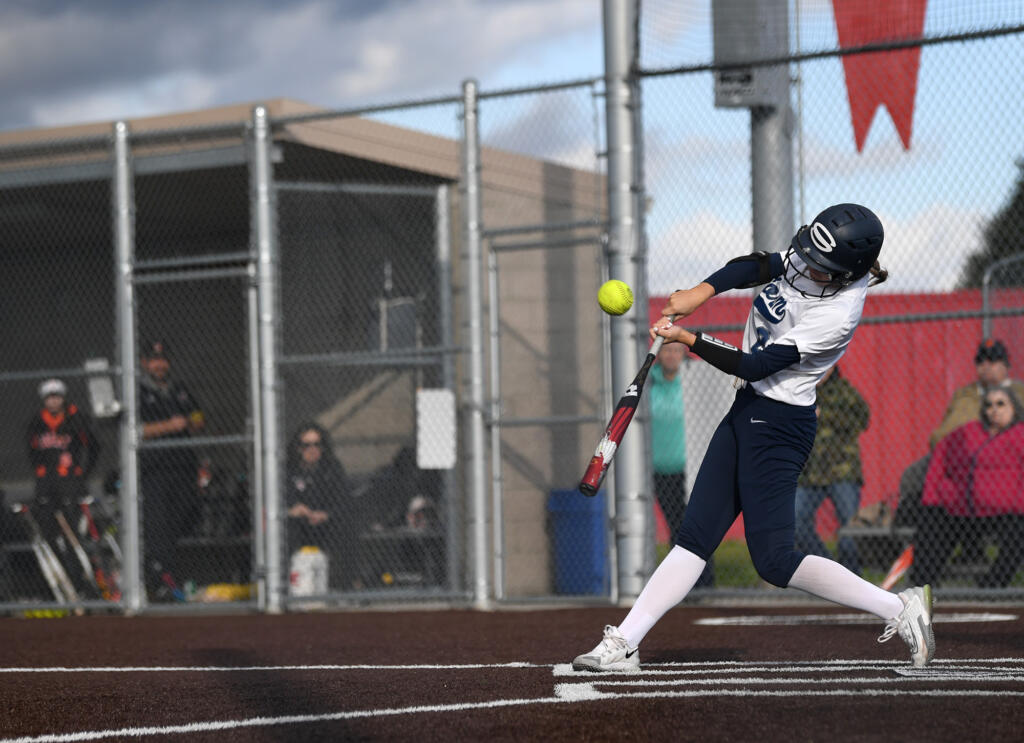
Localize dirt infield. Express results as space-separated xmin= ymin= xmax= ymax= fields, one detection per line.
xmin=2 ymin=604 xmax=1023 ymax=742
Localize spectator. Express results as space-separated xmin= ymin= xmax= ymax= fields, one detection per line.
xmin=26 ymin=378 xmax=101 ymax=595
xmin=897 ymin=339 xmax=1024 ymax=528
xmin=911 ymin=386 xmax=1024 ymax=588
xmin=138 ymin=340 xmax=205 ymax=602
xmin=649 ymin=342 xmax=713 ymax=586
xmin=794 ymin=365 xmax=869 ymax=575
xmin=285 ymin=422 xmax=358 ymax=589
xmin=929 ymin=339 xmax=1024 ymax=448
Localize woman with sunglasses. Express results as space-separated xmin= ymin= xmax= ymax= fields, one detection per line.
xmin=913 ymin=386 xmax=1024 ymax=588
xmin=285 ymin=422 xmax=355 ymax=588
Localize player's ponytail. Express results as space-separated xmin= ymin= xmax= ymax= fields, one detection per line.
xmin=868 ymin=260 xmax=888 ymax=287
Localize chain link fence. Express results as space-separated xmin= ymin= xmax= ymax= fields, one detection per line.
xmin=3 ymin=1 xmax=1024 ymax=613
xmin=636 ymin=0 xmax=1024 ymax=597
xmin=0 ymin=134 xmax=119 ymax=610
xmin=273 ymin=107 xmax=463 ymax=602
xmin=477 ymin=83 xmax=612 ymax=600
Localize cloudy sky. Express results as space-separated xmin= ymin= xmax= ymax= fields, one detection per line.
xmin=3 ymin=0 xmax=1020 ymax=294
xmin=0 ymin=0 xmax=603 ymax=131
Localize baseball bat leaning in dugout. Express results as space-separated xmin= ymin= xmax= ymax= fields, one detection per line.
xmin=579 ymin=315 xmax=677 ymax=496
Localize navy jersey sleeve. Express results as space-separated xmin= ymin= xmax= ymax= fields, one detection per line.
xmin=691 ymin=332 xmax=799 ymax=381
xmin=703 ymin=252 xmax=785 ymax=294
xmin=735 ymin=342 xmax=800 ymax=381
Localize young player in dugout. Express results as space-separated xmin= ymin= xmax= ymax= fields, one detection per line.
xmin=573 ymin=203 xmax=936 ymax=672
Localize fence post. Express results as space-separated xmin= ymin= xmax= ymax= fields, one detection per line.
xmin=251 ymin=105 xmax=284 ymax=613
xmin=982 ymin=253 xmax=1024 ymax=339
xmin=112 ymin=121 xmax=143 ymax=613
xmin=435 ymin=184 xmax=462 ymax=592
xmin=460 ymin=79 xmax=491 ymax=607
xmin=603 ymin=0 xmax=651 ymax=598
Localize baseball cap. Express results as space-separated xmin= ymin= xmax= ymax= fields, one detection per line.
xmin=975 ymin=339 xmax=1009 ymax=364
xmin=141 ymin=339 xmax=168 ymax=359
xmin=38 ymin=378 xmax=67 ymax=399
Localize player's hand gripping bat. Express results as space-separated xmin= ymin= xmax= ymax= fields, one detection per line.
xmin=579 ymin=315 xmax=676 ymax=496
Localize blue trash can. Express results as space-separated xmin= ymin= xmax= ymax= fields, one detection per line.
xmin=548 ymin=489 xmax=609 ymax=595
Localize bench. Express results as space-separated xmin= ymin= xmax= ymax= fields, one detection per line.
xmin=837 ymin=524 xmax=916 ymax=570
xmin=359 ymin=527 xmax=445 ymax=587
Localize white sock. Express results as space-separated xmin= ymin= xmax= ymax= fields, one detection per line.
xmin=788 ymin=554 xmax=904 ymax=619
xmin=617 ymin=546 xmax=708 ymax=648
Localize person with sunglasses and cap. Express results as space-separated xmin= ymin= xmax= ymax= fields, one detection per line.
xmin=138 ymin=339 xmax=206 ymax=602
xmin=26 ymin=378 xmax=101 ymax=596
xmin=930 ymin=339 xmax=1024 ymax=449
xmin=912 ymin=386 xmax=1024 ymax=588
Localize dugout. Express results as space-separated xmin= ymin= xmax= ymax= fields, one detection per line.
xmin=0 ymin=98 xmax=607 ymax=603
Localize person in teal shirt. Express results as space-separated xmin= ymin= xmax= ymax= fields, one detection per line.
xmin=650 ymin=343 xmax=714 ymax=586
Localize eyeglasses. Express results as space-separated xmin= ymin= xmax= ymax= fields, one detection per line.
xmin=984 ymin=400 xmax=1009 ymax=409
xmin=299 ymin=441 xmax=322 ymax=449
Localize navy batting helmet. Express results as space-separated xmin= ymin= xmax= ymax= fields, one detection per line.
xmin=790 ymin=203 xmax=884 ymax=286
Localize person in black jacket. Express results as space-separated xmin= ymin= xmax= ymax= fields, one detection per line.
xmin=26 ymin=378 xmax=100 ymax=594
xmin=138 ymin=340 xmax=205 ymax=601
xmin=286 ymin=422 xmax=358 ymax=589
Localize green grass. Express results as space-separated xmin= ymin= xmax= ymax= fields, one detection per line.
xmin=657 ymin=539 xmax=1024 ymax=589
xmin=656 ymin=539 xmax=762 ymax=588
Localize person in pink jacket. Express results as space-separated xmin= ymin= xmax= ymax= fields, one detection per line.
xmin=912 ymin=386 xmax=1024 ymax=587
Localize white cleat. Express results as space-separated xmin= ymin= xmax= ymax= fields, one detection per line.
xmin=878 ymin=584 xmax=935 ymax=668
xmin=572 ymin=625 xmax=640 ymax=673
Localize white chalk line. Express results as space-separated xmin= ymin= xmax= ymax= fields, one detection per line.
xmin=566 ymin=673 xmax=1024 ymax=688
xmin=5 ymin=687 xmax=1024 ymax=743
xmin=552 ymin=663 xmax=1024 ymax=679
xmin=695 ymin=612 xmax=1018 ymax=626
xmin=4 ymin=659 xmax=1024 ymax=742
xmin=0 ymin=662 xmax=544 ymax=674
xmin=551 ymin=686 xmax=1024 ymax=702
xmin=553 ymin=661 xmax=1024 ymax=677
xmin=2 ymin=658 xmax=1020 ymax=675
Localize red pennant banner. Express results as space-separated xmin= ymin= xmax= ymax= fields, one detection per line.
xmin=832 ymin=0 xmax=928 ymax=151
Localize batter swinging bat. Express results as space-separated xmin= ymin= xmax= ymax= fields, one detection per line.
xmin=579 ymin=315 xmax=676 ymax=496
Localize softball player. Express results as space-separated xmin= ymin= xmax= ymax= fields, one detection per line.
xmin=573 ymin=203 xmax=935 ymax=672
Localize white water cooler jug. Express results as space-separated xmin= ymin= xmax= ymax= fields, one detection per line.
xmin=289 ymin=545 xmax=329 ymax=596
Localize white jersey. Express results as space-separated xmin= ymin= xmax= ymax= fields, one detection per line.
xmin=741 ymin=255 xmax=869 ymax=406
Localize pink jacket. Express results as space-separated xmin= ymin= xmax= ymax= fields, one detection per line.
xmin=922 ymin=420 xmax=1024 ymax=517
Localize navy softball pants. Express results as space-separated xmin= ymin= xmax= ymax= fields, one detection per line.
xmin=675 ymin=386 xmax=817 ymax=587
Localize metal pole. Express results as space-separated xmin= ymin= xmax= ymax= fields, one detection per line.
xmin=750 ymin=5 xmax=794 ymax=253
xmin=461 ymin=79 xmax=490 ymax=607
xmin=252 ymin=105 xmax=284 ymax=613
xmin=487 ymin=247 xmax=505 ymax=600
xmin=603 ymin=0 xmax=650 ymax=598
xmin=112 ymin=121 xmax=143 ymax=613
xmin=982 ymin=253 xmax=1024 ymax=338
xmin=435 ymin=185 xmax=461 ymax=592
xmin=246 ymin=262 xmax=266 ymax=610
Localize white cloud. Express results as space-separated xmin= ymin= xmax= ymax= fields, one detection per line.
xmin=648 ymin=210 xmax=753 ymax=295
xmin=28 ymin=73 xmax=220 ymax=128
xmin=876 ymin=204 xmax=985 ymax=292
xmin=0 ymin=0 xmax=602 ymax=131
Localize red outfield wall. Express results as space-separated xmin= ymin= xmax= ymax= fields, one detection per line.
xmin=649 ymin=289 xmax=1024 ymax=539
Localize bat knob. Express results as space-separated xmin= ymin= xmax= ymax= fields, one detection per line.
xmin=578 ymin=456 xmax=605 ymax=496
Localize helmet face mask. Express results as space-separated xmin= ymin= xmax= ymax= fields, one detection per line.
xmin=783 ymin=246 xmax=844 ymax=299
xmin=784 ymin=203 xmax=883 ymax=299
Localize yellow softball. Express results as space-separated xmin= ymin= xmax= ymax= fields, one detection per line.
xmin=598 ymin=279 xmax=634 ymax=315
